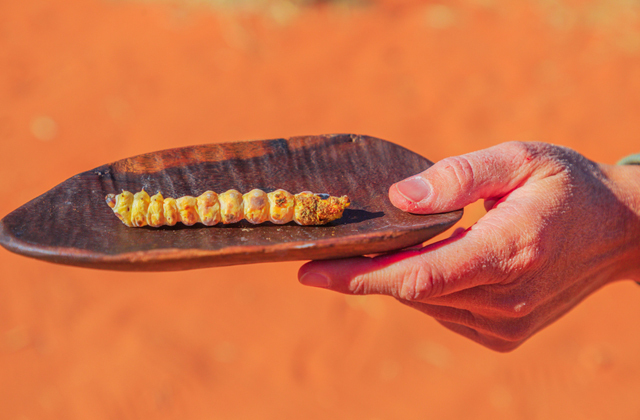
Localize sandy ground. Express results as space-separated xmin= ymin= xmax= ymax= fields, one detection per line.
xmin=1 ymin=0 xmax=640 ymax=418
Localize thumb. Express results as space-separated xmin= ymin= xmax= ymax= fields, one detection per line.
xmin=390 ymin=142 xmax=542 ymax=214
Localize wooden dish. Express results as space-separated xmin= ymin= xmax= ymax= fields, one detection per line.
xmin=0 ymin=134 xmax=462 ymax=271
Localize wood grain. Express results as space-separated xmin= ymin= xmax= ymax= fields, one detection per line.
xmin=0 ymin=134 xmax=462 ymax=271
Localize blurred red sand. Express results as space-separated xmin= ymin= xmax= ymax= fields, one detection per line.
xmin=2 ymin=0 xmax=640 ymax=418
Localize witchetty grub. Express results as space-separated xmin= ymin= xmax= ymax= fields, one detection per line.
xmin=105 ymin=189 xmax=350 ymax=227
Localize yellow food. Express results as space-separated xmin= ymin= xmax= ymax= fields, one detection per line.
xmin=105 ymin=189 xmax=350 ymax=227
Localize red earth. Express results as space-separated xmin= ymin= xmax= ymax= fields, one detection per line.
xmin=1 ymin=0 xmax=640 ymax=418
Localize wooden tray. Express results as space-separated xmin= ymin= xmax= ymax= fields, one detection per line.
xmin=0 ymin=134 xmax=462 ymax=271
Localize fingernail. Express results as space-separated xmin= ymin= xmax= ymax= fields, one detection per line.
xmin=299 ymin=272 xmax=330 ymax=288
xmin=396 ymin=177 xmax=430 ymax=202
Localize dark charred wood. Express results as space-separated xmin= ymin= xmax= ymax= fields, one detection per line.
xmin=0 ymin=134 xmax=462 ymax=271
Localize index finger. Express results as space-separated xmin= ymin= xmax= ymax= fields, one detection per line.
xmin=298 ymin=223 xmax=503 ymax=301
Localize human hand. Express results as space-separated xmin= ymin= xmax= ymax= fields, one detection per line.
xmin=298 ymin=142 xmax=640 ymax=351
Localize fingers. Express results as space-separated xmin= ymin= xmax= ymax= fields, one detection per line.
xmin=434 ymin=320 xmax=521 ymax=352
xmin=298 ymin=186 xmax=545 ymax=301
xmin=395 ymin=300 xmax=510 ymax=349
xmin=298 ymin=227 xmax=501 ymax=300
xmin=389 ymin=141 xmax=544 ymax=214
xmin=398 ymin=300 xmax=529 ymax=352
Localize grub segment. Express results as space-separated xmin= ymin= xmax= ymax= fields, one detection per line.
xmin=196 ymin=191 xmax=221 ymax=226
xmin=105 ymin=189 xmax=350 ymax=227
xmin=163 ymin=197 xmax=179 ymax=226
xmin=267 ymin=189 xmax=295 ymax=225
xmin=243 ymin=189 xmax=270 ymax=224
xmin=218 ymin=189 xmax=244 ymax=224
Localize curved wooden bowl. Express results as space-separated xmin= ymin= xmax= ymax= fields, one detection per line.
xmin=0 ymin=134 xmax=462 ymax=271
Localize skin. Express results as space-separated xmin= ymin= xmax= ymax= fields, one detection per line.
xmin=298 ymin=141 xmax=640 ymax=352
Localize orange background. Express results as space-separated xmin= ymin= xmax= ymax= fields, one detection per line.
xmin=1 ymin=0 xmax=640 ymax=418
